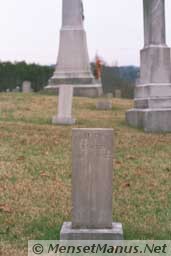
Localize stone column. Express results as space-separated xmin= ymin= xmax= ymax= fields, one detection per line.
xmin=126 ymin=0 xmax=171 ymax=132
xmin=143 ymin=0 xmax=166 ymax=47
xmin=141 ymin=0 xmax=170 ymax=84
xmin=52 ymin=85 xmax=76 ymax=125
xmin=45 ymin=0 xmax=102 ymax=97
xmin=60 ymin=129 xmax=123 ymax=240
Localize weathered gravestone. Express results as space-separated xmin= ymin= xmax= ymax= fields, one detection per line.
xmin=115 ymin=89 xmax=122 ymax=98
xmin=60 ymin=128 xmax=123 ymax=240
xmin=22 ymin=81 xmax=32 ymax=93
xmin=52 ymin=85 xmax=76 ymax=125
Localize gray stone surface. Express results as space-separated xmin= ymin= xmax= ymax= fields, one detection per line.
xmin=72 ymin=129 xmax=113 ymax=229
xmin=48 ymin=0 xmax=97 ymax=85
xmin=46 ymin=84 xmax=103 ymax=98
xmin=126 ymin=0 xmax=171 ymax=132
xmin=115 ymin=89 xmax=122 ymax=98
xmin=46 ymin=0 xmax=102 ymax=96
xmin=73 ymin=86 xmax=103 ymax=98
xmin=60 ymin=222 xmax=123 ymax=240
xmin=135 ymin=84 xmax=171 ymax=98
xmin=140 ymin=46 xmax=171 ymax=84
xmin=22 ymin=81 xmax=32 ymax=93
xmin=60 ymin=128 xmax=123 ymax=240
xmin=143 ymin=0 xmax=166 ymax=46
xmin=134 ymin=97 xmax=171 ymax=109
xmin=53 ymin=85 xmax=76 ymax=125
xmin=126 ymin=109 xmax=171 ymax=132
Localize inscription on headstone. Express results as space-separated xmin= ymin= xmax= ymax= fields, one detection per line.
xmin=72 ymin=129 xmax=113 ymax=229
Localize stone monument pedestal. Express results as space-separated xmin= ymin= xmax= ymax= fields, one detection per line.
xmin=126 ymin=0 xmax=171 ymax=132
xmin=60 ymin=222 xmax=123 ymax=240
xmin=46 ymin=0 xmax=103 ymax=97
xmin=46 ymin=84 xmax=103 ymax=98
xmin=126 ymin=47 xmax=171 ymax=132
xmin=126 ymin=108 xmax=171 ymax=132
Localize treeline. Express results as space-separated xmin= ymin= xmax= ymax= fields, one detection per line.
xmin=101 ymin=65 xmax=139 ymax=98
xmin=0 ymin=61 xmax=54 ymax=92
xmin=0 ymin=61 xmax=139 ymax=98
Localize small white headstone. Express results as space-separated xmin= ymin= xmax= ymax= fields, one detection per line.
xmin=52 ymin=85 xmax=76 ymax=125
xmin=115 ymin=89 xmax=122 ymax=98
xmin=22 ymin=81 xmax=32 ymax=93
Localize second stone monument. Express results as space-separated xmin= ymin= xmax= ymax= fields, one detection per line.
xmin=46 ymin=0 xmax=102 ymax=97
xmin=126 ymin=0 xmax=171 ymax=132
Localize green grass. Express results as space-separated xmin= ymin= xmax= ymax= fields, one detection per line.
xmin=0 ymin=93 xmax=171 ymax=255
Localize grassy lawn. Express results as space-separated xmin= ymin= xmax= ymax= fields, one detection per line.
xmin=0 ymin=93 xmax=171 ymax=255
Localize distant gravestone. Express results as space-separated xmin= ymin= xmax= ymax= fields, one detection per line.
xmin=115 ymin=89 xmax=122 ymax=98
xmin=16 ymin=86 xmax=20 ymax=92
xmin=60 ymin=128 xmax=123 ymax=240
xmin=96 ymin=94 xmax=113 ymax=110
xmin=13 ymin=86 xmax=20 ymax=92
xmin=6 ymin=89 xmax=10 ymax=93
xmin=106 ymin=93 xmax=113 ymax=98
xmin=22 ymin=81 xmax=32 ymax=93
xmin=52 ymin=85 xmax=76 ymax=125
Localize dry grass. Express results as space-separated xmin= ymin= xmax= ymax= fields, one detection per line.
xmin=0 ymin=93 xmax=171 ymax=255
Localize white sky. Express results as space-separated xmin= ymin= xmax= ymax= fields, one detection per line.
xmin=0 ymin=0 xmax=171 ymax=66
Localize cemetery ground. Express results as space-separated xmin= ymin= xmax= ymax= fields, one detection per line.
xmin=0 ymin=93 xmax=171 ymax=255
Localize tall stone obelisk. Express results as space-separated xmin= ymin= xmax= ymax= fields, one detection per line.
xmin=46 ymin=0 xmax=102 ymax=97
xmin=126 ymin=0 xmax=171 ymax=132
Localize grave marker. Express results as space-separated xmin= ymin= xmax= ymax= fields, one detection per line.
xmin=60 ymin=128 xmax=123 ymax=240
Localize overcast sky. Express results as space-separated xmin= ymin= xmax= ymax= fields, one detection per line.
xmin=0 ymin=0 xmax=171 ymax=66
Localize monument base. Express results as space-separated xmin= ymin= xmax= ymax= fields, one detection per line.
xmin=45 ymin=84 xmax=103 ymax=98
xmin=52 ymin=116 xmax=76 ymax=125
xmin=74 ymin=86 xmax=103 ymax=98
xmin=60 ymin=222 xmax=123 ymax=240
xmin=126 ymin=108 xmax=171 ymax=132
